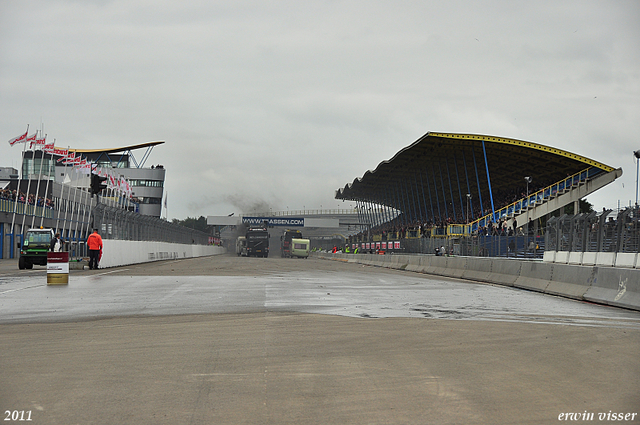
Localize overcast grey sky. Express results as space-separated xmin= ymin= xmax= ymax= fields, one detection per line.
xmin=1 ymin=0 xmax=639 ymax=219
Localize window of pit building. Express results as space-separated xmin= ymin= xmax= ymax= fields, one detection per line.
xmin=129 ymin=179 xmax=164 ymax=188
xmin=136 ymin=197 xmax=162 ymax=204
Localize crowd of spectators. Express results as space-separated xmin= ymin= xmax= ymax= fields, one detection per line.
xmin=0 ymin=188 xmax=54 ymax=209
xmin=351 ymin=183 xmax=551 ymax=243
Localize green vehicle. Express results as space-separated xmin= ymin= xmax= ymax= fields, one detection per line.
xmin=18 ymin=228 xmax=55 ymax=269
xmin=290 ymin=238 xmax=310 ymax=259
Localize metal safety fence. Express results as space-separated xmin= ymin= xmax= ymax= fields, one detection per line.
xmin=399 ymin=233 xmax=544 ymax=259
xmin=92 ymin=203 xmax=211 ymax=245
xmin=545 ymin=207 xmax=640 ymax=254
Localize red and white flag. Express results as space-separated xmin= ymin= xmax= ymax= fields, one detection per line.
xmin=25 ymin=132 xmax=37 ymax=148
xmin=61 ymin=152 xmax=76 ymax=164
xmin=8 ymin=129 xmax=29 ymax=146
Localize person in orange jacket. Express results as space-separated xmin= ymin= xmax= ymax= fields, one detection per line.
xmin=87 ymin=228 xmax=103 ymax=270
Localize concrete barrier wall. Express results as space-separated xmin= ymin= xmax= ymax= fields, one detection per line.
xmin=545 ymin=251 xmax=639 ymax=269
xmin=446 ymin=256 xmax=467 ymax=279
xmin=545 ymin=264 xmax=596 ymax=300
xmin=487 ymin=258 xmax=521 ymax=287
xmin=584 ymin=268 xmax=640 ymax=311
xmin=312 ymin=252 xmax=640 ymax=312
xmin=461 ymin=257 xmax=493 ymax=283
xmin=615 ymin=253 xmax=637 ymax=268
xmin=514 ymin=261 xmax=553 ymax=293
xmin=100 ymin=240 xmax=226 ymax=268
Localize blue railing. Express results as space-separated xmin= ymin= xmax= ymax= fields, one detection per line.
xmin=469 ymin=167 xmax=602 ymax=233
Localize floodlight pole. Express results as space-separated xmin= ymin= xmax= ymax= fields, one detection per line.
xmin=524 ymin=176 xmax=532 ymax=235
xmin=634 ymin=150 xmax=640 ymax=207
xmin=524 ymin=176 xmax=532 ymax=198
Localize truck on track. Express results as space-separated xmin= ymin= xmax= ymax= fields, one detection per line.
xmin=18 ymin=228 xmax=55 ymax=269
xmin=280 ymin=229 xmax=303 ymax=257
xmin=290 ymin=238 xmax=310 ymax=258
xmin=245 ymin=226 xmax=270 ymax=257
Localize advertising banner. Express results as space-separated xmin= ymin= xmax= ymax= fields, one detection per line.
xmin=242 ymin=217 xmax=305 ymax=227
xmin=47 ymin=252 xmax=69 ymax=285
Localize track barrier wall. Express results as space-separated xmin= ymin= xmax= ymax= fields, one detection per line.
xmin=314 ymin=252 xmax=640 ymax=312
xmin=99 ymin=240 xmax=226 ymax=268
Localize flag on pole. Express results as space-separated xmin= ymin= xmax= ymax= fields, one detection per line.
xmin=25 ymin=132 xmax=37 ymax=148
xmin=8 ymin=129 xmax=29 ymax=146
xmin=53 ymin=147 xmax=68 ymax=157
xmin=61 ymin=151 xmax=76 ymax=164
xmin=36 ymin=135 xmax=46 ymax=146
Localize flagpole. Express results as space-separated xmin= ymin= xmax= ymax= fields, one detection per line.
xmin=31 ymin=131 xmax=46 ymax=228
xmin=110 ymin=169 xmax=116 ymax=209
xmin=79 ymin=165 xmax=93 ymax=258
xmin=61 ymin=151 xmax=77 ymax=247
xmin=68 ymin=158 xmax=82 ymax=260
xmin=55 ymin=144 xmax=68 ymax=231
xmin=40 ymin=135 xmax=52 ymax=228
xmin=10 ymin=125 xmax=29 ymax=251
xmin=72 ymin=162 xmax=89 ymax=261
xmin=20 ymin=132 xmax=38 ymax=235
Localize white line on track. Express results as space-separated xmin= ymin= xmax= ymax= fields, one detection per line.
xmin=94 ymin=269 xmax=129 ymax=276
xmin=0 ymin=284 xmax=46 ymax=295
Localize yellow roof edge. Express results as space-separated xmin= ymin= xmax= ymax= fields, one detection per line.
xmin=66 ymin=140 xmax=165 ymax=154
xmin=429 ymin=132 xmax=615 ymax=172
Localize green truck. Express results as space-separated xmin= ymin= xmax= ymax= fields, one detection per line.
xmin=18 ymin=228 xmax=55 ymax=269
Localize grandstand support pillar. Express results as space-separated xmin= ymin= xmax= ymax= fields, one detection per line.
xmin=471 ymin=147 xmax=484 ymax=218
xmin=364 ymin=200 xmax=373 ymax=229
xmin=437 ymin=163 xmax=449 ymax=221
xmin=429 ymin=164 xmax=442 ymax=222
xmin=444 ymin=158 xmax=457 ymax=222
xmin=418 ymin=172 xmax=429 ymax=223
xmin=425 ymin=168 xmax=435 ymax=220
xmin=370 ymin=200 xmax=379 ymax=228
xmin=403 ymin=177 xmax=416 ymax=224
xmin=462 ymin=150 xmax=474 ymax=220
xmin=388 ymin=191 xmax=396 ymax=225
xmin=382 ymin=188 xmax=392 ymax=227
xmin=390 ymin=184 xmax=400 ymax=226
xmin=412 ymin=173 xmax=423 ymax=222
xmin=452 ymin=156 xmax=465 ymax=222
xmin=574 ymin=199 xmax=580 ymax=215
xmin=481 ymin=140 xmax=496 ymax=222
xmin=396 ymin=180 xmax=408 ymax=226
xmin=399 ymin=179 xmax=410 ymax=224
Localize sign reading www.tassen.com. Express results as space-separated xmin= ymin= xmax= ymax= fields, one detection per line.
xmin=242 ymin=216 xmax=305 ymax=227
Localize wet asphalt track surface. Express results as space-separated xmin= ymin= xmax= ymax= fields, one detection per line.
xmin=1 ymin=254 xmax=639 ymax=328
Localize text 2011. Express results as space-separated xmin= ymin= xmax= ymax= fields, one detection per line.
xmin=4 ymin=411 xmax=32 ymax=421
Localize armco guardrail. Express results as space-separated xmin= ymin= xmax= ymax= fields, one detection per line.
xmin=313 ymin=252 xmax=640 ymax=312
